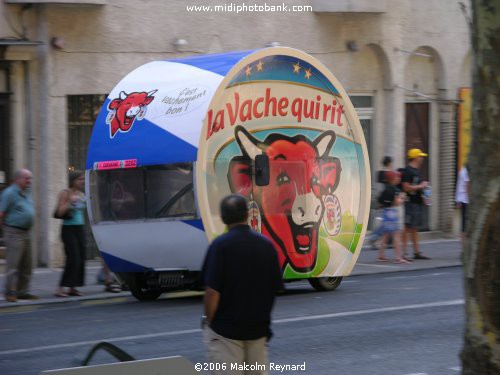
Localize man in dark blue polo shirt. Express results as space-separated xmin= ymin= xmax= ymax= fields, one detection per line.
xmin=0 ymin=169 xmax=37 ymax=302
xmin=202 ymin=194 xmax=281 ymax=374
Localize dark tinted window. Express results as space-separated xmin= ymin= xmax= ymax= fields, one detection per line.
xmin=89 ymin=163 xmax=196 ymax=223
xmin=146 ymin=163 xmax=195 ymax=219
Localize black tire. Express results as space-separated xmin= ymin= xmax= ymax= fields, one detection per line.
xmin=125 ymin=273 xmax=162 ymax=301
xmin=308 ymin=276 xmax=342 ymax=291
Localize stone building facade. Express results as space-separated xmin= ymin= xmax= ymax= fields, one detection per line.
xmin=0 ymin=0 xmax=471 ymax=266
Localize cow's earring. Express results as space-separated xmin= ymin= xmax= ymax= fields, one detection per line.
xmin=105 ymin=110 xmax=115 ymax=125
xmin=137 ymin=106 xmax=147 ymax=120
xmin=247 ymin=199 xmax=262 ymax=233
xmin=323 ymin=194 xmax=342 ymax=236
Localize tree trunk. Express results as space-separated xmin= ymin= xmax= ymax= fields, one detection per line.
xmin=461 ymin=1 xmax=500 ymax=374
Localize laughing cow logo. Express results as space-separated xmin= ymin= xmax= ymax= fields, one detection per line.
xmin=228 ymin=126 xmax=342 ymax=273
xmin=106 ymin=90 xmax=157 ymax=138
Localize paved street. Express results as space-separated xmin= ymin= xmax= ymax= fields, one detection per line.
xmin=0 ymin=265 xmax=464 ymax=375
xmin=0 ymin=238 xmax=462 ymax=308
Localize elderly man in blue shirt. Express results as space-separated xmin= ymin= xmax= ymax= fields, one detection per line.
xmin=0 ymin=169 xmax=37 ymax=302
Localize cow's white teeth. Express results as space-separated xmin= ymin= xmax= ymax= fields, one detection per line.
xmin=299 ymin=246 xmax=310 ymax=251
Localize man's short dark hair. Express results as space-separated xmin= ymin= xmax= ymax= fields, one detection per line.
xmin=220 ymin=194 xmax=248 ymax=225
xmin=382 ymin=156 xmax=393 ymax=167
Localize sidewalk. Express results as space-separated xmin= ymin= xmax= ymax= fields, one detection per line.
xmin=351 ymin=237 xmax=462 ymax=276
xmin=0 ymin=237 xmax=462 ymax=308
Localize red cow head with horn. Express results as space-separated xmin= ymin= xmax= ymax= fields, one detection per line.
xmin=107 ymin=90 xmax=157 ymax=138
xmin=228 ymin=126 xmax=342 ymax=272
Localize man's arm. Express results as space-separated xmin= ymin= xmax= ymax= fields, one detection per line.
xmin=402 ymin=180 xmax=428 ymax=193
xmin=204 ymin=287 xmax=220 ymax=324
xmin=0 ymin=191 xmax=11 ymax=226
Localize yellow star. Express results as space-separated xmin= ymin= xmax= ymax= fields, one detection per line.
xmin=304 ymin=68 xmax=312 ymax=79
xmin=245 ymin=65 xmax=252 ymax=76
xmin=256 ymin=61 xmax=264 ymax=72
xmin=293 ymin=62 xmax=301 ymax=74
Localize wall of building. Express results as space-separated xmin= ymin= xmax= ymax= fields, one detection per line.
xmin=0 ymin=0 xmax=471 ymax=266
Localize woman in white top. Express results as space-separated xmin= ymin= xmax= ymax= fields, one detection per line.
xmin=455 ymin=165 xmax=470 ymax=239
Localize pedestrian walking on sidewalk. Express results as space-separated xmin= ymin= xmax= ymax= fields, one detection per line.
xmin=54 ymin=171 xmax=87 ymax=297
xmin=201 ymin=194 xmax=282 ymax=374
xmin=376 ymin=171 xmax=410 ymax=264
xmin=0 ymin=169 xmax=38 ymax=302
xmin=455 ymin=164 xmax=470 ymax=242
xmin=368 ymin=156 xmax=394 ymax=249
xmin=401 ymin=149 xmax=431 ymax=260
xmin=377 ymin=156 xmax=394 ymax=185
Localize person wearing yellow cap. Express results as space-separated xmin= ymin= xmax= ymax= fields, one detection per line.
xmin=400 ymin=149 xmax=431 ymax=260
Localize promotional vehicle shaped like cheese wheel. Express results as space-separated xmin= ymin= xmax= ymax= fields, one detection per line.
xmin=86 ymin=48 xmax=371 ymax=301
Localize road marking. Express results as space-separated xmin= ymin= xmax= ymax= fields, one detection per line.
xmin=81 ymin=297 xmax=128 ymax=306
xmin=273 ymin=299 xmax=464 ymax=324
xmin=164 ymin=291 xmax=204 ymax=299
xmin=0 ymin=328 xmax=202 ymax=355
xmin=0 ymin=305 xmax=40 ymax=315
xmin=0 ymin=299 xmax=464 ymax=356
xmin=449 ymin=367 xmax=461 ymax=371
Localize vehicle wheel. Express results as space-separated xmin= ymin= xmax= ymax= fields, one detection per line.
xmin=308 ymin=276 xmax=342 ymax=291
xmin=125 ymin=273 xmax=162 ymax=301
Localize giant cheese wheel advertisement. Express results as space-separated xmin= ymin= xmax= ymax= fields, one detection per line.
xmin=197 ymin=48 xmax=371 ymax=279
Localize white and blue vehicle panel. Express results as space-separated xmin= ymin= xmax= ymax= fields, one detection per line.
xmin=86 ymin=50 xmax=256 ymax=273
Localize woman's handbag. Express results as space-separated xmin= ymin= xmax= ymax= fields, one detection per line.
xmin=53 ymin=189 xmax=73 ymax=220
xmin=53 ymin=207 xmax=73 ymax=220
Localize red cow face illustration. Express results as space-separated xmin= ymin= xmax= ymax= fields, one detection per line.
xmin=228 ymin=126 xmax=342 ymax=273
xmin=106 ymin=90 xmax=157 ymax=138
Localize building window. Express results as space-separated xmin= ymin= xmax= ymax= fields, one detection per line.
xmin=67 ymin=95 xmax=107 ymax=171
xmin=349 ymin=94 xmax=376 ymax=229
xmin=350 ymin=95 xmax=373 ymax=109
xmin=349 ymin=95 xmax=374 ymax=164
